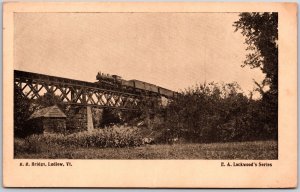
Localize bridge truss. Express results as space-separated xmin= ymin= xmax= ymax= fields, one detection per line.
xmin=14 ymin=70 xmax=160 ymax=110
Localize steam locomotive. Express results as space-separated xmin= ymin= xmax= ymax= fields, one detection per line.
xmin=96 ymin=71 xmax=176 ymax=98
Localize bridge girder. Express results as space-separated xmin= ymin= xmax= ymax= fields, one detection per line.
xmin=14 ymin=70 xmax=161 ymax=111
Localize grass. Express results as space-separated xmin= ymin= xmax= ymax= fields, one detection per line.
xmin=15 ymin=140 xmax=277 ymax=159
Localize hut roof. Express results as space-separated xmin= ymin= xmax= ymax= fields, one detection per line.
xmin=29 ymin=105 xmax=66 ymax=120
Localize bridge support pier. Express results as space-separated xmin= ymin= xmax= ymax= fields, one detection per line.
xmin=86 ymin=106 xmax=94 ymax=132
xmin=66 ymin=106 xmax=103 ymax=132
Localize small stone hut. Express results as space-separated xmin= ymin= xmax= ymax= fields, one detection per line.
xmin=28 ymin=105 xmax=67 ymax=134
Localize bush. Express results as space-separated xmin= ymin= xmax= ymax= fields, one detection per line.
xmin=14 ymin=126 xmax=144 ymax=154
xmin=100 ymin=109 xmax=122 ymax=127
xmin=160 ymin=82 xmax=277 ymax=143
xmin=14 ymin=138 xmax=28 ymax=155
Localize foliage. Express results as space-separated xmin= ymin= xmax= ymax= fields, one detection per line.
xmin=14 ymin=138 xmax=28 ymax=155
xmin=14 ymin=126 xmax=143 ymax=154
xmin=33 ymin=92 xmax=67 ymax=112
xmin=159 ymin=82 xmax=276 ymax=143
xmin=233 ymin=12 xmax=278 ymax=134
xmin=119 ymin=110 xmax=144 ymax=126
xmin=233 ymin=13 xmax=278 ymax=91
xmin=14 ymin=85 xmax=33 ymax=137
xmin=100 ymin=98 xmax=164 ymax=128
xmin=100 ymin=108 xmax=123 ymax=127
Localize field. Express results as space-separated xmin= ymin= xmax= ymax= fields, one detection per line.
xmin=15 ymin=140 xmax=277 ymax=159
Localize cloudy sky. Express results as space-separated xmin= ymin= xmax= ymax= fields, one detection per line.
xmin=14 ymin=13 xmax=264 ymax=93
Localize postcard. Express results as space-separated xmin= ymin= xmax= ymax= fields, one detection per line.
xmin=3 ymin=2 xmax=297 ymax=188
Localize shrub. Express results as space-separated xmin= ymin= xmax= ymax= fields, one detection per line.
xmin=100 ymin=109 xmax=122 ymax=127
xmin=14 ymin=126 xmax=144 ymax=154
xmin=160 ymin=82 xmax=277 ymax=143
xmin=14 ymin=138 xmax=27 ymax=155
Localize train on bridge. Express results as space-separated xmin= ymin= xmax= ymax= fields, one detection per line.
xmin=96 ymin=72 xmax=176 ymax=98
xmin=14 ymin=69 xmax=177 ymax=110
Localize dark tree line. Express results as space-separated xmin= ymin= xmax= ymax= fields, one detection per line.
xmin=14 ymin=85 xmax=32 ymax=137
xmin=233 ymin=12 xmax=278 ymax=139
xmin=158 ymin=82 xmax=276 ymax=143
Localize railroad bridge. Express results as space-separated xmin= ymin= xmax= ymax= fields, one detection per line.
xmin=14 ymin=70 xmax=175 ymax=131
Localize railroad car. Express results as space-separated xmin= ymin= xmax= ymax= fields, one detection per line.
xmin=127 ymin=80 xmax=159 ymax=93
xmin=158 ymin=87 xmax=174 ymax=98
xmin=121 ymin=79 xmax=134 ymax=88
xmin=96 ymin=71 xmax=176 ymax=97
xmin=142 ymin=81 xmax=159 ymax=93
xmin=134 ymin=80 xmax=160 ymax=93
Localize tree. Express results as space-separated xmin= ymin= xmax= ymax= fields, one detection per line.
xmin=33 ymin=92 xmax=66 ymax=112
xmin=233 ymin=13 xmax=278 ymax=94
xmin=234 ymin=13 xmax=278 ymax=138
xmin=100 ymin=108 xmax=122 ymax=127
xmin=14 ymin=85 xmax=32 ymax=137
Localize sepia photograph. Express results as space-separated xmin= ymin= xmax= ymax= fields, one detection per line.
xmin=3 ymin=2 xmax=297 ymax=188
xmin=13 ymin=11 xmax=278 ymax=160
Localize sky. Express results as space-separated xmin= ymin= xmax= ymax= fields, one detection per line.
xmin=14 ymin=13 xmax=265 ymax=94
